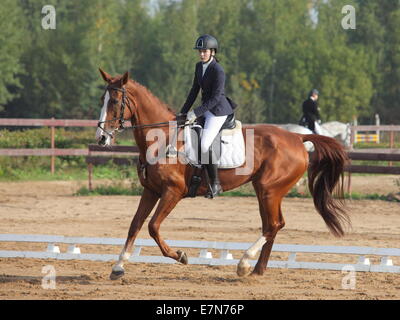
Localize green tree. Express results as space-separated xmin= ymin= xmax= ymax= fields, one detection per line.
xmin=5 ymin=0 xmax=128 ymax=119
xmin=0 ymin=0 xmax=26 ymax=112
xmin=306 ymin=0 xmax=373 ymax=123
xmin=144 ymin=0 xmax=198 ymax=110
xmin=346 ymin=0 xmax=384 ymax=123
xmin=119 ymin=0 xmax=152 ymax=83
xmin=379 ymin=7 xmax=400 ymax=124
xmin=237 ymin=0 xmax=313 ymax=123
xmin=1 ymin=0 xmax=397 ymax=125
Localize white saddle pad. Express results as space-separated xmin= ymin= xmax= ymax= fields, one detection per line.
xmin=184 ymin=120 xmax=245 ymax=169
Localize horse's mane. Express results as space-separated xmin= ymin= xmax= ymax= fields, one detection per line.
xmin=127 ymin=79 xmax=175 ymax=115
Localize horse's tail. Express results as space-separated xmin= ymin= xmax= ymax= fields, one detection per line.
xmin=302 ymin=134 xmax=351 ymax=237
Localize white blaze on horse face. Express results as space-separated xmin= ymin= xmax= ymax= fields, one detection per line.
xmin=96 ymin=91 xmax=112 ymax=145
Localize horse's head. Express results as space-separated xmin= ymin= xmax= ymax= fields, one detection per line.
xmin=321 ymin=121 xmax=352 ymax=148
xmin=96 ymin=68 xmax=133 ymax=146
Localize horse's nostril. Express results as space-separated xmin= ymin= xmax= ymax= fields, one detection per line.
xmin=99 ymin=135 xmax=106 ymax=146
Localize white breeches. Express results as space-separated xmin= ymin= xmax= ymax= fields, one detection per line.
xmin=201 ymin=111 xmax=228 ymax=154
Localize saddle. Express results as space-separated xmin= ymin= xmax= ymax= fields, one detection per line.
xmin=221 ymin=113 xmax=236 ymax=130
xmin=183 ymin=114 xmax=245 ymax=197
xmin=184 ymin=113 xmax=245 ymax=168
xmin=298 ymin=115 xmax=309 ymax=128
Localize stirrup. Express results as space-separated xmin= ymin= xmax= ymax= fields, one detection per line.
xmin=205 ymin=184 xmax=222 ymax=199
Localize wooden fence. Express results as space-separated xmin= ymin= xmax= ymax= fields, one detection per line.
xmin=86 ymin=144 xmax=139 ymax=191
xmin=0 ymin=118 xmax=98 ymax=127
xmin=350 ymin=125 xmax=400 ymax=149
xmin=1 ymin=119 xmax=399 ymax=181
xmin=0 ymin=118 xmax=133 ymax=174
xmin=0 ymin=118 xmax=99 ymax=174
xmin=84 ymin=145 xmax=400 ymax=193
xmin=345 ymin=151 xmax=400 ymax=174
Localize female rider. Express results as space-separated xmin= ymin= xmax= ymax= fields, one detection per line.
xmin=180 ymin=35 xmax=234 ymax=198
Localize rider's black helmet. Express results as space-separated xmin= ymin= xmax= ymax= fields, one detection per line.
xmin=309 ymin=89 xmax=319 ymax=97
xmin=193 ymin=34 xmax=218 ymax=52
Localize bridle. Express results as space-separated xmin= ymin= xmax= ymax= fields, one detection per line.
xmin=97 ymin=85 xmax=134 ymax=138
xmin=97 ymin=85 xmax=187 ymax=139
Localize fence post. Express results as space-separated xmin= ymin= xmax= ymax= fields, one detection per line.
xmin=88 ymin=163 xmax=93 ymax=192
xmin=348 ymin=124 xmax=355 ymax=195
xmin=389 ymin=128 xmax=394 ymax=167
xmin=375 ymin=114 xmax=380 ymax=143
xmin=347 ymin=163 xmax=352 ymax=197
xmin=88 ymin=146 xmax=93 ymax=191
xmin=51 ymin=117 xmax=55 ymax=175
xmin=350 ymin=122 xmax=356 ymax=150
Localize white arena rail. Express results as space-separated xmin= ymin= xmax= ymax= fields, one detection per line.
xmin=0 ymin=234 xmax=399 ymax=273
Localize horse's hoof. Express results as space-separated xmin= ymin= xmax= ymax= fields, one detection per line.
xmin=250 ymin=270 xmax=263 ymax=276
xmin=110 ymin=269 xmax=125 ymax=280
xmin=237 ymin=266 xmax=252 ymax=277
xmin=236 ymin=260 xmax=252 ymax=277
xmin=177 ymin=250 xmax=188 ymax=265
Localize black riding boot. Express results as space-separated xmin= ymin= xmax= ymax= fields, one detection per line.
xmin=205 ymin=163 xmax=222 ymax=199
xmin=205 ymin=150 xmax=222 ymax=199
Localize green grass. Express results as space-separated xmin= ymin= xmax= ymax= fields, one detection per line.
xmin=75 ymin=183 xmax=143 ymax=196
xmin=221 ymin=190 xmax=255 ymax=197
xmin=0 ymin=156 xmax=137 ymax=182
xmin=354 ymin=141 xmax=400 ymax=149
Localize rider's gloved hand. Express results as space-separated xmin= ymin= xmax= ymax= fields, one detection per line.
xmin=186 ymin=110 xmax=197 ymax=124
xmin=175 ymin=113 xmax=187 ymax=123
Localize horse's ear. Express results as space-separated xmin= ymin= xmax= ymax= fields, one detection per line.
xmin=121 ymin=71 xmax=129 ymax=86
xmin=99 ymin=68 xmax=112 ymax=83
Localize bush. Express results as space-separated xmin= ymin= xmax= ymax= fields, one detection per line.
xmin=0 ymin=128 xmax=95 ymax=149
xmin=0 ymin=128 xmax=135 ymax=180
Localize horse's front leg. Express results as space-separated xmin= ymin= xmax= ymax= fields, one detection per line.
xmin=110 ymin=188 xmax=159 ymax=280
xmin=148 ymin=190 xmax=187 ymax=264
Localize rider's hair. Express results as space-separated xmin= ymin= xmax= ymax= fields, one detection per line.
xmin=211 ymin=49 xmax=220 ymax=63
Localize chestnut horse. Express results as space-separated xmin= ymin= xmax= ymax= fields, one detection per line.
xmin=96 ymin=69 xmax=350 ymax=280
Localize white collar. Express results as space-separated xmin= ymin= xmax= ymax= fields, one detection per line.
xmin=202 ymin=57 xmax=214 ymax=68
xmin=202 ymin=57 xmax=213 ymax=77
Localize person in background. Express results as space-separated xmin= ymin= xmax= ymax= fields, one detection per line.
xmin=299 ymin=89 xmax=322 ymax=134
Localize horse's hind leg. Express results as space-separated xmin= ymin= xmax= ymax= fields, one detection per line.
xmin=237 ymin=183 xmax=285 ymax=277
xmin=110 ymin=188 xmax=159 ymax=280
xmin=252 ymin=198 xmax=285 ymax=276
xmin=148 ymin=190 xmax=187 ymax=263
